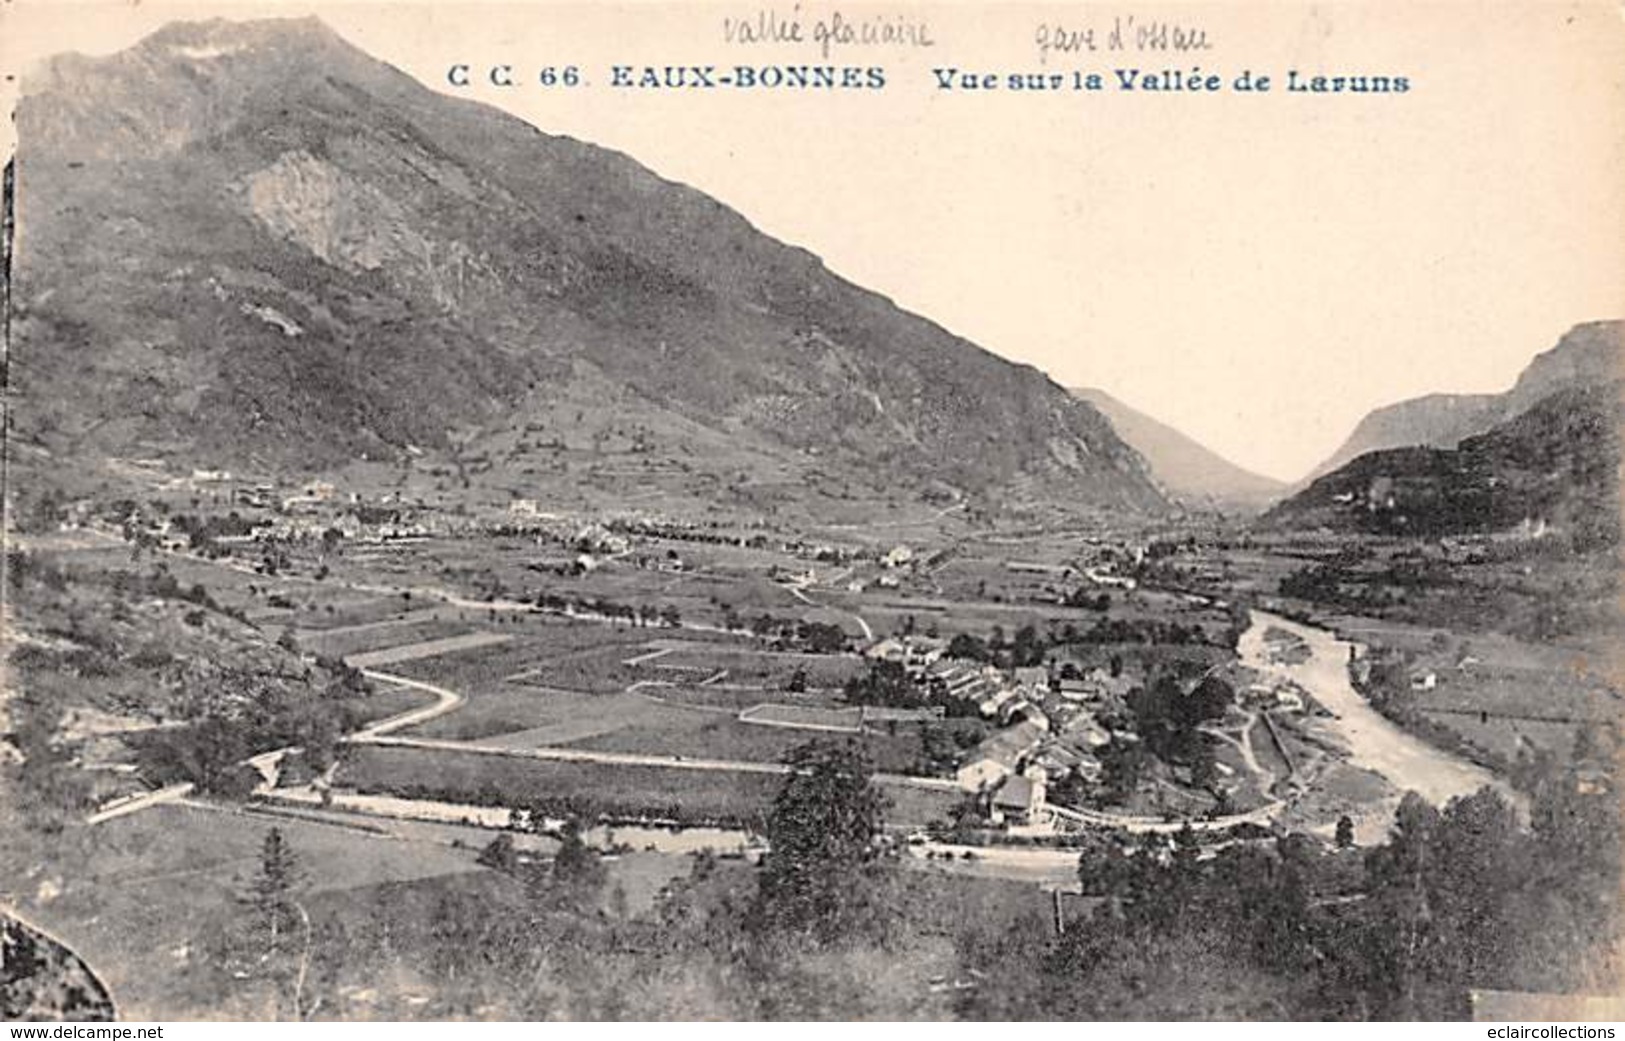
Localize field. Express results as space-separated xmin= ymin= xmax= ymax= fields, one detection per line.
xmin=1 ymin=801 xmax=486 ymax=1019
xmin=318 ymin=535 xmax=835 ymax=635
xmin=374 ymin=642 xmax=929 ymax=771
xmin=337 ymin=743 xmax=786 ymax=824
xmin=337 ymin=682 xmax=442 ymax=727
xmin=564 ymin=707 xmax=927 ymax=774
xmin=1320 ymin=611 xmax=1619 ymax=762
xmin=375 ymin=625 xmax=658 ymax=693
xmin=637 ymin=642 xmax=868 ymax=691
xmin=296 ymin=613 xmax=468 ymax=660
xmin=335 ymin=744 xmax=957 ymax=827
xmin=345 ymin=631 xmax=515 ymax=668
xmin=737 ymin=703 xmax=863 ymax=730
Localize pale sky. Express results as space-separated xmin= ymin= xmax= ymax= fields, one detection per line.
xmin=4 ymin=0 xmax=1622 ymax=482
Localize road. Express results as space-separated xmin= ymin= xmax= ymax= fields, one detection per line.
xmin=353 ymin=669 xmax=466 ymax=737
xmin=1047 ymin=799 xmax=1281 ymax=834
xmin=903 ymin=843 xmax=1082 ymax=885
xmin=1200 ymin=708 xmax=1274 ymax=792
xmin=84 ymin=782 xmax=196 ymax=825
xmin=784 ymin=580 xmax=874 ymax=641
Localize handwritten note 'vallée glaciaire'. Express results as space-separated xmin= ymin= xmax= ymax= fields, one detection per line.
xmin=723 ymin=6 xmax=936 ymax=59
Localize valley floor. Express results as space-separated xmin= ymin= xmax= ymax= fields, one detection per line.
xmin=7 ymin=512 xmax=1615 ymax=1019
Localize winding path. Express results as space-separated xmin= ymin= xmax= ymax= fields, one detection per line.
xmin=783 ymin=580 xmax=874 ymax=641
xmin=352 ymin=668 xmax=465 ymax=738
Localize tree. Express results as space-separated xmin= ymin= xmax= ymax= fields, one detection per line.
xmin=1427 ymin=788 xmax=1525 ymax=988
xmin=1010 ymin=624 xmax=1045 ymax=667
xmin=244 ymin=828 xmax=303 ymax=959
xmin=843 ymin=660 xmax=916 ymax=707
xmin=1363 ymin=791 xmax=1443 ymax=1016
xmin=9 ymin=693 xmax=92 ymax=833
xmin=1336 ymin=814 xmax=1356 ymax=849
xmin=1076 ymin=833 xmax=1134 ymax=902
xmin=946 ymin=632 xmax=988 ymax=662
xmin=552 ymin=820 xmax=606 ymax=893
xmin=477 ymin=833 xmax=520 ymax=874
xmin=1099 ymin=738 xmax=1148 ymax=804
xmin=139 ymin=715 xmax=254 ymax=795
xmin=1184 ymin=675 xmax=1234 ymax=726
xmin=799 ymin=621 xmax=848 ymax=654
xmin=752 ymin=740 xmax=889 ymax=943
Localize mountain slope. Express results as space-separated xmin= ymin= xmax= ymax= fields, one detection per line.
xmin=10 ymin=17 xmax=1166 ymax=521
xmin=1070 ymin=388 xmax=1285 ymax=512
xmin=1303 ymin=394 xmax=1499 ymax=485
xmin=1267 ymin=378 xmax=1622 ymax=547
xmin=1301 ymin=321 xmax=1622 ymax=484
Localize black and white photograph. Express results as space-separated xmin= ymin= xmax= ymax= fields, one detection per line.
xmin=0 ymin=0 xmax=1620 ymax=1024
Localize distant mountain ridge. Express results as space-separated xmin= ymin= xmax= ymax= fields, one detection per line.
xmin=1268 ymin=322 xmax=1623 ymax=544
xmin=10 ymin=17 xmax=1167 ymax=521
xmin=1302 ymin=321 xmax=1623 ymax=484
xmin=1303 ymin=393 xmax=1500 ymax=485
xmin=1070 ymin=388 xmax=1285 ymax=512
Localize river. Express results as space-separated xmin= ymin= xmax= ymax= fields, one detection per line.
xmin=1238 ymin=610 xmax=1508 ymax=809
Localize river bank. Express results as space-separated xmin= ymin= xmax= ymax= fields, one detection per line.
xmin=1238 ymin=609 xmax=1515 ymax=841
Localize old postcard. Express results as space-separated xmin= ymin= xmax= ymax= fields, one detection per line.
xmin=1 ymin=0 xmax=1621 ymax=1023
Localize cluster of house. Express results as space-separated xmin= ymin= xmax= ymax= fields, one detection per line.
xmin=861 ymin=634 xmax=1148 ymax=828
xmin=864 ymin=635 xmax=1047 ymax=723
xmin=68 ymin=472 xmax=467 ymax=550
xmin=952 ymin=668 xmax=1143 ymax=827
xmin=956 ymin=719 xmax=1052 ymax=825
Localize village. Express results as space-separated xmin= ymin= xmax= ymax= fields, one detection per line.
xmin=28 ymin=455 xmax=1346 ymax=855
xmin=12 ymin=449 xmax=1614 ymax=1022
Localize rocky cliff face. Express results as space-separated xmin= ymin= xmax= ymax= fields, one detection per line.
xmin=1303 ymin=393 xmax=1500 ymax=485
xmin=1301 ymin=322 xmax=1623 ymax=485
xmin=1269 ymin=323 xmax=1623 ymax=544
xmin=11 ymin=17 xmax=1166 ymax=520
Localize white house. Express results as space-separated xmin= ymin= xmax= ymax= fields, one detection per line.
xmin=882 ymin=545 xmax=914 ymax=568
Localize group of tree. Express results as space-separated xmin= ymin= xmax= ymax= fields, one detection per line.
xmin=528 ymin=589 xmax=682 ymax=628
xmin=748 ymin=741 xmax=890 ymax=944
xmin=4 ymin=687 xmax=93 ymax=833
xmin=0 ymin=915 xmax=115 ymax=1020
xmin=1128 ymin=672 xmax=1232 ymax=760
xmin=841 ymin=661 xmax=921 ymax=708
xmin=720 ymin=608 xmax=848 ymax=654
xmin=960 ymin=762 xmax=1618 ymax=1020
xmin=944 ymin=624 xmax=1048 ymax=668
xmin=177 ymin=737 xmax=1618 ymax=1022
xmin=945 ymin=618 xmax=1216 ymax=670
xmin=1063 ymin=589 xmax=1114 ymax=611
xmin=131 ymin=657 xmax=370 ymax=796
xmin=1079 ymin=670 xmax=1234 ymax=806
xmin=841 ymin=661 xmax=986 ymax=721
